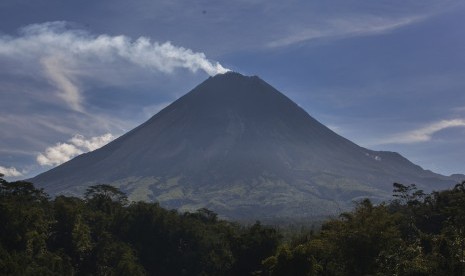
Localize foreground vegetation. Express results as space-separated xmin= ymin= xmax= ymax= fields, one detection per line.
xmin=1 ymin=174 xmax=464 ymax=275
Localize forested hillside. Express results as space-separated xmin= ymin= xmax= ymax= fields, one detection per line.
xmin=1 ymin=174 xmax=464 ymax=275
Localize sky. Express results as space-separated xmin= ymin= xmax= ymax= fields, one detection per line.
xmin=1 ymin=0 xmax=465 ymax=180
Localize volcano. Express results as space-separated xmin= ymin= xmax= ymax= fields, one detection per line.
xmin=31 ymin=72 xmax=461 ymax=219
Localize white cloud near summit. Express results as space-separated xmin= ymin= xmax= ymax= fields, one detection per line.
xmin=37 ymin=133 xmax=116 ymax=166
xmin=0 ymin=22 xmax=229 ymax=111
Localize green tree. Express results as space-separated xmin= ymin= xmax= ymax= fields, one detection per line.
xmin=85 ymin=184 xmax=128 ymax=212
xmin=230 ymin=221 xmax=281 ymax=275
xmin=0 ymin=175 xmax=74 ymax=275
xmin=50 ymin=195 xmax=92 ymax=270
xmin=0 ymin=177 xmax=51 ymax=255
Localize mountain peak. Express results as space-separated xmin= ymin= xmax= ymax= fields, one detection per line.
xmin=210 ymin=71 xmax=259 ymax=82
xmin=179 ymin=70 xmax=281 ymax=109
xmin=214 ymin=71 xmax=248 ymax=77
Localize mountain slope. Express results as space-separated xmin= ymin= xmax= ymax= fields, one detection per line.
xmin=31 ymin=72 xmax=461 ymax=219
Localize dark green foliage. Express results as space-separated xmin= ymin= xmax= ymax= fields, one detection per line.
xmin=2 ymin=174 xmax=465 ymax=275
xmin=264 ymin=181 xmax=465 ymax=276
xmin=230 ymin=221 xmax=282 ymax=275
xmin=0 ymin=176 xmax=73 ymax=275
xmin=0 ymin=176 xmax=280 ymax=275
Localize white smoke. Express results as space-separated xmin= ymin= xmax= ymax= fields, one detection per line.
xmin=0 ymin=22 xmax=230 ymax=111
xmin=37 ymin=133 xmax=116 ymax=166
xmin=0 ymin=166 xmax=23 ymax=177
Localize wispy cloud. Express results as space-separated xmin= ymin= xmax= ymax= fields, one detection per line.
xmin=41 ymin=56 xmax=83 ymax=112
xmin=267 ymin=15 xmax=425 ymax=48
xmin=0 ymin=166 xmax=23 ymax=177
xmin=37 ymin=133 xmax=116 ymax=166
xmin=0 ymin=22 xmax=229 ymax=111
xmin=380 ymin=119 xmax=465 ymax=144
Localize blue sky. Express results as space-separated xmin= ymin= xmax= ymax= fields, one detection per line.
xmin=1 ymin=0 xmax=464 ymax=179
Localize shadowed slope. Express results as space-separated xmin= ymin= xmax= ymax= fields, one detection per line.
xmin=31 ymin=72 xmax=461 ymax=219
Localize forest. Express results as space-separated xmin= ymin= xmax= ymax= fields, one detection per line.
xmin=1 ymin=174 xmax=465 ymax=275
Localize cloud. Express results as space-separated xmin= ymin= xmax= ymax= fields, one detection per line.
xmin=36 ymin=143 xmax=83 ymax=166
xmin=381 ymin=119 xmax=465 ymax=144
xmin=0 ymin=22 xmax=229 ymax=111
xmin=267 ymin=15 xmax=425 ymax=48
xmin=41 ymin=56 xmax=83 ymax=112
xmin=0 ymin=166 xmax=23 ymax=177
xmin=69 ymin=133 xmax=115 ymax=151
xmin=37 ymin=133 xmax=116 ymax=166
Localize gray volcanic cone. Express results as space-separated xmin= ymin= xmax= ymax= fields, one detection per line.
xmin=31 ymin=72 xmax=461 ymax=219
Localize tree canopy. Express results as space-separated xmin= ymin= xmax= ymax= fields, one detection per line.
xmin=1 ymin=175 xmax=465 ymax=275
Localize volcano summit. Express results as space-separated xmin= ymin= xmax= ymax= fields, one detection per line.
xmin=31 ymin=72 xmax=461 ymax=219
